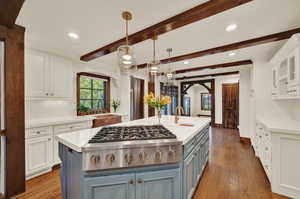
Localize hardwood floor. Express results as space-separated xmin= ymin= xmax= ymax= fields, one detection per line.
xmin=193 ymin=128 xmax=290 ymax=199
xmin=13 ymin=128 xmax=290 ymax=199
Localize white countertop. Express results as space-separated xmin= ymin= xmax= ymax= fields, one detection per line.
xmin=25 ymin=113 xmax=128 ymax=128
xmin=56 ymin=116 xmax=211 ymax=152
xmin=257 ymin=117 xmax=300 ymax=135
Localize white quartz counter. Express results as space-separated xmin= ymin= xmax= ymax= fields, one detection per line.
xmin=56 ymin=116 xmax=211 ymax=152
xmin=257 ymin=117 xmax=300 ymax=135
xmin=25 ymin=113 xmax=127 ymax=128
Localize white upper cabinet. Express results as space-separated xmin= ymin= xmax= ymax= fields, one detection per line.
xmin=270 ymin=34 xmax=300 ymax=99
xmin=50 ymin=56 xmax=72 ymax=98
xmin=25 ymin=49 xmax=73 ymax=100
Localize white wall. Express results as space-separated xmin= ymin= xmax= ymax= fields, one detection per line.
xmin=186 ymin=84 xmax=211 ymax=117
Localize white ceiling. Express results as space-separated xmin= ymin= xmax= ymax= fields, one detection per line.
xmin=16 ymin=0 xmax=300 ymax=76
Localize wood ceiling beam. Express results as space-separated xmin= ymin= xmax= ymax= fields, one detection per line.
xmin=0 ymin=0 xmax=25 ymax=27
xmin=175 ymin=60 xmax=252 ymax=74
xmin=80 ymin=0 xmax=253 ymax=62
xmin=176 ymin=71 xmax=239 ymax=80
xmin=137 ymin=28 xmax=300 ymax=69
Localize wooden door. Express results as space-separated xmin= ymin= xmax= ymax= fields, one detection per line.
xmin=130 ymin=77 xmax=144 ymax=120
xmin=222 ymin=83 xmax=239 ymax=129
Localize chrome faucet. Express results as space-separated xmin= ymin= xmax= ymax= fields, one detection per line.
xmin=175 ymin=106 xmax=184 ymax=124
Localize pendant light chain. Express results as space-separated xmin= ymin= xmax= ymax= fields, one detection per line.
xmin=126 ymin=19 xmax=129 ymax=45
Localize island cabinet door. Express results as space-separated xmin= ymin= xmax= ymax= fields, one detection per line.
xmin=83 ymin=173 xmax=136 ymax=199
xmin=183 ymin=152 xmax=196 ymax=199
xmin=135 ymin=168 xmax=181 ymax=199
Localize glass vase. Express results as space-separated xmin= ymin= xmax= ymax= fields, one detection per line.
xmin=157 ymin=109 xmax=162 ymax=125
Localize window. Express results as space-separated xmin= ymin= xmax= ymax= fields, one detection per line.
xmin=77 ymin=73 xmax=110 ymax=115
xmin=160 ymin=83 xmax=178 ymax=115
xmin=201 ymin=93 xmax=211 ymax=111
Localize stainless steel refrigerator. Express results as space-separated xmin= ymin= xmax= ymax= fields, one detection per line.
xmin=0 ymin=41 xmax=5 ymax=194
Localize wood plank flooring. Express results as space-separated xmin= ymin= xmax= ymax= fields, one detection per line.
xmin=13 ymin=128 xmax=290 ymax=199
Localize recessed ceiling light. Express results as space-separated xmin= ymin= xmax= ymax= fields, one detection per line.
xmin=226 ymin=24 xmax=237 ymax=32
xmin=183 ymin=60 xmax=189 ymax=65
xmin=68 ymin=32 xmax=79 ymax=39
xmin=229 ymin=52 xmax=236 ymax=56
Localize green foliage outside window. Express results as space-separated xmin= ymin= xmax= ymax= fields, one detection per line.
xmin=79 ymin=76 xmax=105 ymax=112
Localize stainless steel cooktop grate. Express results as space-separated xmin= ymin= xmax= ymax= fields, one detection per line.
xmin=88 ymin=125 xmax=176 ymax=143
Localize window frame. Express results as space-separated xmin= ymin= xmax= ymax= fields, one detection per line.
xmin=77 ymin=72 xmax=111 ymax=115
xmin=201 ymin=93 xmax=211 ymax=111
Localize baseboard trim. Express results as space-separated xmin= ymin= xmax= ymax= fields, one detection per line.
xmin=213 ymin=123 xmax=223 ymax=128
xmin=240 ymin=137 xmax=251 ymax=145
xmin=52 ymin=164 xmax=61 ymax=170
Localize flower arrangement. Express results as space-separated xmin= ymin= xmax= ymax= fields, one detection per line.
xmin=111 ymin=99 xmax=121 ymax=113
xmin=144 ymin=92 xmax=171 ymax=123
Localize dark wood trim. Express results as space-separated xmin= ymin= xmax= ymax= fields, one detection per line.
xmin=77 ymin=72 xmax=110 ymax=80
xmin=52 ymin=164 xmax=61 ymax=170
xmin=76 ymin=72 xmax=111 ymax=115
xmin=0 ymin=0 xmax=25 ymax=27
xmin=213 ymin=123 xmax=223 ymax=128
xmin=0 ymin=194 xmax=4 ymax=199
xmin=148 ymin=74 xmax=155 ymax=117
xmin=176 ymin=71 xmax=239 ymax=80
xmin=80 ymin=0 xmax=253 ymax=61
xmin=0 ymin=24 xmax=25 ymax=198
xmin=137 ymin=28 xmax=300 ymax=69
xmin=196 ymin=114 xmax=211 ymax=117
xmin=175 ymin=60 xmax=252 ymax=74
xmin=0 ymin=130 xmax=5 ymax=136
xmin=180 ymin=79 xmax=215 ymax=126
xmin=240 ymin=137 xmax=251 ymax=145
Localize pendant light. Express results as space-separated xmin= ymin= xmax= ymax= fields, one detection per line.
xmin=148 ymin=36 xmax=160 ymax=75
xmin=164 ymin=48 xmax=175 ymax=86
xmin=117 ymin=11 xmax=137 ymax=73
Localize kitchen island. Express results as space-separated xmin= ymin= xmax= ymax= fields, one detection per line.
xmin=56 ymin=116 xmax=211 ymax=199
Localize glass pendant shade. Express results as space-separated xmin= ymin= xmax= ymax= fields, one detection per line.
xmin=117 ymin=44 xmax=137 ymax=73
xmin=117 ymin=11 xmax=137 ymax=73
xmin=164 ymin=48 xmax=175 ymax=86
xmin=147 ymin=36 xmax=160 ymax=76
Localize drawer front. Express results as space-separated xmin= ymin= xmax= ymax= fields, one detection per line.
xmin=26 ymin=126 xmax=52 ymax=139
xmin=54 ymin=121 xmax=92 ymax=134
xmin=287 ymin=85 xmax=300 ymax=96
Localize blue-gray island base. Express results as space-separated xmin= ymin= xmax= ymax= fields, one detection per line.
xmin=59 ymin=124 xmax=210 ymax=199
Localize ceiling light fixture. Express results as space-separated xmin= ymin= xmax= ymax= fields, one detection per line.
xmin=229 ymin=52 xmax=236 ymax=56
xmin=184 ymin=60 xmax=189 ymax=65
xmin=117 ymin=11 xmax=137 ymax=73
xmin=164 ymin=48 xmax=175 ymax=87
xmin=147 ymin=36 xmax=160 ymax=75
xmin=226 ymin=24 xmax=237 ymax=32
xmin=68 ymin=32 xmax=79 ymax=39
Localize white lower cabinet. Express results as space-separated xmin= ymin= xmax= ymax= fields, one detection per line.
xmin=254 ymin=120 xmax=300 ymax=198
xmin=25 ymin=136 xmax=53 ymax=180
xmin=25 ymin=120 xmax=93 ymax=179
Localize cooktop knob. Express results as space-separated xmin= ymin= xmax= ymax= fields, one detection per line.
xmin=90 ymin=155 xmax=100 ymax=165
xmin=106 ymin=154 xmax=115 ymax=165
xmin=139 ymin=152 xmax=147 ymax=162
xmin=125 ymin=153 xmax=134 ymax=164
xmin=155 ymin=151 xmax=163 ymax=161
xmin=168 ymin=150 xmax=176 ymax=160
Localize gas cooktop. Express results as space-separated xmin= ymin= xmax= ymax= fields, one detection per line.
xmin=88 ymin=125 xmax=177 ymax=143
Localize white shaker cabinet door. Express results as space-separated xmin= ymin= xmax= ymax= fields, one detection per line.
xmin=50 ymin=56 xmax=73 ymax=98
xmin=25 ymin=50 xmax=50 ymax=98
xmin=25 ymin=136 xmax=53 ymax=177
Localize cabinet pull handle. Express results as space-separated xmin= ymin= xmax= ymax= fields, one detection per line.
xmin=129 ymin=180 xmax=135 ymax=184
xmin=137 ymin=179 xmax=143 ymax=184
xmin=48 ymin=138 xmax=51 ymax=141
xmin=36 ymin=131 xmax=40 ymax=134
xmin=46 ymin=93 xmax=49 ymax=96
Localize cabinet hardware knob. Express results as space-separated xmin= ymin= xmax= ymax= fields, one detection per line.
xmin=36 ymin=131 xmax=40 ymax=134
xmin=137 ymin=179 xmax=143 ymax=184
xmin=48 ymin=138 xmax=51 ymax=141
xmin=46 ymin=93 xmax=49 ymax=96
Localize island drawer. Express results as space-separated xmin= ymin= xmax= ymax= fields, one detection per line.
xmin=54 ymin=121 xmax=92 ymax=134
xmin=183 ymin=138 xmax=196 ymax=158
